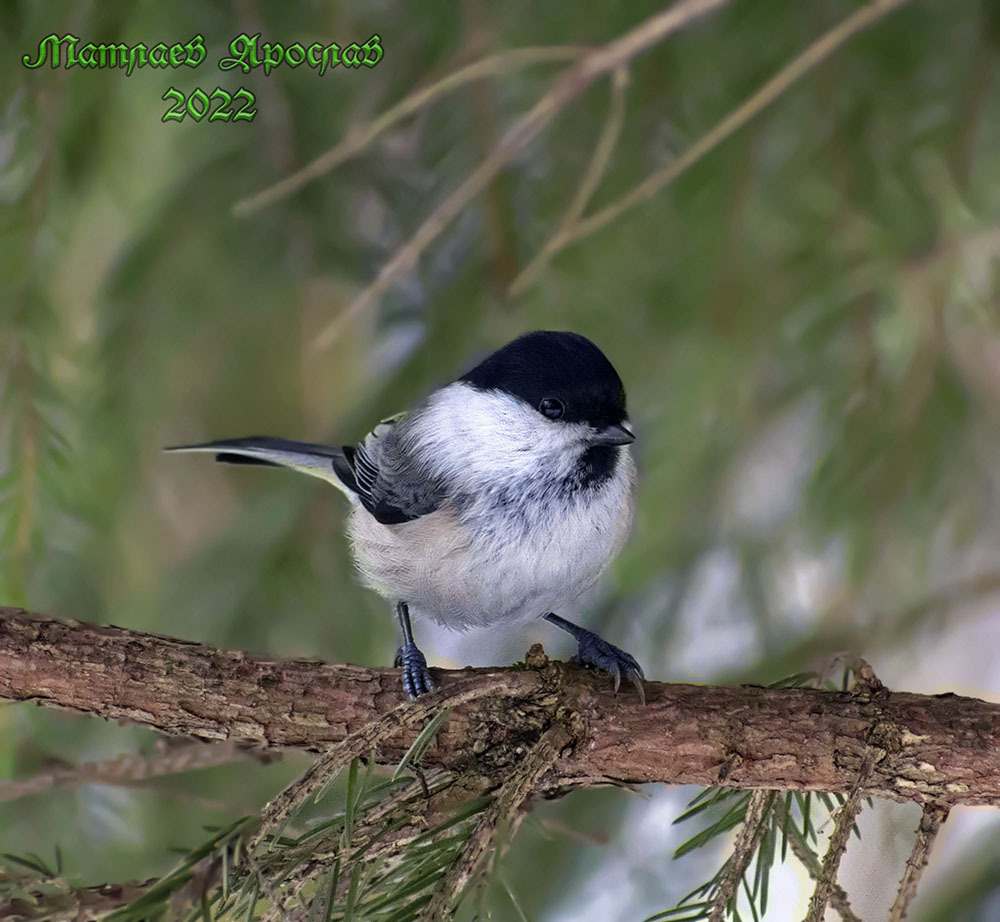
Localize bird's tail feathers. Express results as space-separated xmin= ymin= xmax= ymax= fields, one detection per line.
xmin=165 ymin=437 xmax=357 ymax=495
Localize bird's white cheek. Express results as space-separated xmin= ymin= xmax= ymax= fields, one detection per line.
xmin=407 ymin=386 xmax=583 ymax=484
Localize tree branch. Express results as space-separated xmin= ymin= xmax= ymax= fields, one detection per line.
xmin=887 ymin=803 xmax=950 ymax=922
xmin=424 ymin=721 xmax=575 ymax=919
xmin=250 ymin=671 xmax=524 ymax=851
xmin=2 ymin=607 xmax=999 ymax=806
xmin=708 ymin=790 xmax=772 ymax=922
xmin=803 ymin=752 xmax=876 ymax=922
xmin=784 ymin=826 xmax=862 ymax=922
xmin=0 ymin=875 xmax=157 ymax=922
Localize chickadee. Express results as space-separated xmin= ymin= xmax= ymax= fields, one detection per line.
xmin=168 ymin=330 xmax=644 ymax=701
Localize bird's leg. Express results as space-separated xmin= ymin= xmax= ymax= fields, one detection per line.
xmin=394 ymin=601 xmax=436 ymax=698
xmin=544 ymin=612 xmax=645 ymax=704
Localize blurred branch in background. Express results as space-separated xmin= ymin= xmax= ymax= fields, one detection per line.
xmin=231 ymin=0 xmax=912 ymax=346
xmin=509 ymin=0 xmax=913 ymax=295
xmin=0 ymin=739 xmax=272 ymax=805
xmin=230 ymin=45 xmax=593 ymax=217
xmin=733 ymin=568 xmax=1000 ymax=684
xmin=234 ymin=0 xmax=734 ymax=347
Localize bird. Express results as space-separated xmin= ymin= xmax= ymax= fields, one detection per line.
xmin=166 ymin=330 xmax=644 ymax=701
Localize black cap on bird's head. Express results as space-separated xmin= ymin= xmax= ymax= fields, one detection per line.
xmin=459 ymin=331 xmax=633 ymax=446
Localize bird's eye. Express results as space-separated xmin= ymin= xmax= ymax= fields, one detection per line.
xmin=539 ymin=397 xmax=564 ymax=420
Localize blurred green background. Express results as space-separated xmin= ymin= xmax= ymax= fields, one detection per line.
xmin=2 ymin=0 xmax=1000 ymax=918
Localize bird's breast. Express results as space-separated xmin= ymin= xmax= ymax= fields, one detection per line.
xmin=346 ymin=451 xmax=635 ymax=630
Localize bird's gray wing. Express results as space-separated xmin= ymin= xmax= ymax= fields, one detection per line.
xmin=350 ymin=412 xmax=445 ymax=525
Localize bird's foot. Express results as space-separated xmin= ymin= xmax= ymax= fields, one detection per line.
xmin=394 ymin=642 xmax=437 ymax=699
xmin=570 ymin=631 xmax=645 ymax=705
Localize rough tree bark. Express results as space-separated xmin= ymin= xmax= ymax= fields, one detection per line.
xmin=1 ymin=607 xmax=998 ymax=807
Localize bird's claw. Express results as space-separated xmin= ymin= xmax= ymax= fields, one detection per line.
xmin=571 ymin=634 xmax=646 ymax=705
xmin=394 ymin=642 xmax=437 ymax=699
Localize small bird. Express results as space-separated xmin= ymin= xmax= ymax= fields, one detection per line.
xmin=167 ymin=331 xmax=644 ymax=701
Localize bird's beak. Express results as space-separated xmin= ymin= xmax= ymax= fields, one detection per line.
xmin=588 ymin=422 xmax=635 ymax=447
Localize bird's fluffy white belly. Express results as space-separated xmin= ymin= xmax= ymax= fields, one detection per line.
xmin=346 ymin=466 xmax=634 ymax=629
